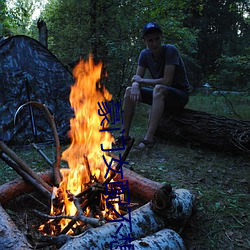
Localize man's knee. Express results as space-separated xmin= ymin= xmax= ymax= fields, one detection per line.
xmin=124 ymin=87 xmax=132 ymax=98
xmin=153 ymin=84 xmax=166 ymax=98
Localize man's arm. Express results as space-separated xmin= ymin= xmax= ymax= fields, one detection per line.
xmin=129 ymin=66 xmax=146 ymax=102
xmin=132 ymin=64 xmax=176 ymax=87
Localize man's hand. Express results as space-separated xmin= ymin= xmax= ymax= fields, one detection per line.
xmin=130 ymin=82 xmax=141 ymax=102
xmin=131 ymin=74 xmax=142 ymax=83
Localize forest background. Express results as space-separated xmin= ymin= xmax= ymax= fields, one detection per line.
xmin=1 ymin=0 xmax=250 ymax=98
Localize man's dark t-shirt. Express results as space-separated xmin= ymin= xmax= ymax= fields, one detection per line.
xmin=138 ymin=44 xmax=190 ymax=92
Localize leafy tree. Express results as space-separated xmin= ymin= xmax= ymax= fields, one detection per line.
xmin=42 ymin=0 xmax=198 ymax=98
xmin=185 ymin=0 xmax=250 ymax=89
xmin=0 ymin=0 xmax=12 ymax=36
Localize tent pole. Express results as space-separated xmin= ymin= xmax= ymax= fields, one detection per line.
xmin=24 ymin=78 xmax=38 ymax=142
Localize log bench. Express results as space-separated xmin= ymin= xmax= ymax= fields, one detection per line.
xmin=155 ymin=108 xmax=250 ymax=154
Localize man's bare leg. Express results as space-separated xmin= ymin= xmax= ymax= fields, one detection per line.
xmin=121 ymin=87 xmax=136 ymax=138
xmin=138 ymin=85 xmax=166 ymax=147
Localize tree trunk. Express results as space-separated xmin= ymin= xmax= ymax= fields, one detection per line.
xmin=0 ymin=204 xmax=32 ymax=249
xmin=155 ymin=108 xmax=250 ymax=154
xmin=37 ymin=19 xmax=48 ymax=47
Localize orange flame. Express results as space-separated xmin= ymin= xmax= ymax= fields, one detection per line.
xmin=55 ymin=55 xmax=114 ymax=232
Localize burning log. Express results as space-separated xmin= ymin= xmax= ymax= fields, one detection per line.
xmin=0 ymin=204 xmax=32 ymax=249
xmin=59 ymin=185 xmax=195 ymax=249
xmin=131 ymin=228 xmax=186 ymax=249
xmin=156 ymin=108 xmax=250 ymax=154
xmin=114 ymin=166 xmax=162 ymax=202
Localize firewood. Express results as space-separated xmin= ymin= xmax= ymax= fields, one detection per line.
xmin=0 ymin=141 xmax=52 ymax=193
xmin=0 ymin=152 xmax=51 ymax=199
xmin=131 ymin=228 xmax=186 ymax=250
xmin=0 ymin=204 xmax=32 ymax=249
xmin=0 ymin=171 xmax=53 ymax=204
xmin=114 ymin=167 xmax=162 ymax=202
xmin=59 ymin=186 xmax=195 ymax=250
xmin=0 ymin=167 xmax=160 ymax=205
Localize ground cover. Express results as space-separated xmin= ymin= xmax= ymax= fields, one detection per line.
xmin=0 ymin=94 xmax=249 ymax=249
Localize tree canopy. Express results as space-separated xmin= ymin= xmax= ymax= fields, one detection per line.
xmin=1 ymin=0 xmax=249 ymax=96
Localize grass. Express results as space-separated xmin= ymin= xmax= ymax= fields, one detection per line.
xmin=0 ymin=94 xmax=249 ymax=249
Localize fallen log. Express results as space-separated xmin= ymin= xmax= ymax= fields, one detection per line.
xmin=59 ymin=186 xmax=195 ymax=250
xmin=0 ymin=167 xmax=160 ymax=205
xmin=0 ymin=204 xmax=32 ymax=249
xmin=131 ymin=228 xmax=186 ymax=250
xmin=155 ymin=108 xmax=250 ymax=154
xmin=114 ymin=166 xmax=162 ymax=202
xmin=0 ymin=171 xmax=53 ymax=204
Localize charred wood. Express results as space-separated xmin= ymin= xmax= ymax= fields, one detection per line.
xmin=0 ymin=166 xmax=160 ymax=205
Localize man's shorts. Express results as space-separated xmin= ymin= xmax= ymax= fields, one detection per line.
xmin=140 ymin=87 xmax=189 ymax=112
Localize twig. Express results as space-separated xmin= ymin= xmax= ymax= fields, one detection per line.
xmin=32 ymin=143 xmax=53 ymax=167
xmin=0 ymin=141 xmax=52 ymax=194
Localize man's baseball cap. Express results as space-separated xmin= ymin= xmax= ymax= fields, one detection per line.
xmin=142 ymin=22 xmax=162 ymax=38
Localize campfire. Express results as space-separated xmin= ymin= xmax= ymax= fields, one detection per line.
xmin=38 ymin=55 xmax=131 ymax=236
xmin=0 ymin=55 xmax=196 ymax=249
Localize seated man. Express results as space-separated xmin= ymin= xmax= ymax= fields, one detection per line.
xmin=118 ymin=21 xmax=191 ymax=149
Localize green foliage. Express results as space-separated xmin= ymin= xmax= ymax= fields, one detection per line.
xmin=208 ymin=55 xmax=250 ymax=89
xmin=2 ymin=0 xmax=250 ymax=95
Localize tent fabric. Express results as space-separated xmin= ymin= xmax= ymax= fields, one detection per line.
xmin=0 ymin=35 xmax=74 ymax=144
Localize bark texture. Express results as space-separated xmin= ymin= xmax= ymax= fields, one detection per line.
xmin=156 ymin=108 xmax=250 ymax=154
xmin=131 ymin=228 xmax=186 ymax=250
xmin=59 ymin=187 xmax=195 ymax=250
xmin=0 ymin=204 xmax=32 ymax=249
xmin=0 ymin=171 xmax=53 ymax=204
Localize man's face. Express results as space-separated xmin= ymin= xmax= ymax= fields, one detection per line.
xmin=143 ymin=31 xmax=162 ymax=51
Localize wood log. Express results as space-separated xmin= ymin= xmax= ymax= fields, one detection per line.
xmin=155 ymin=108 xmax=250 ymax=154
xmin=0 ymin=152 xmax=51 ymax=199
xmin=0 ymin=204 xmax=32 ymax=249
xmin=114 ymin=167 xmax=162 ymax=202
xmin=131 ymin=228 xmax=186 ymax=250
xmin=0 ymin=141 xmax=53 ymax=193
xmin=59 ymin=187 xmax=195 ymax=250
xmin=0 ymin=167 xmax=160 ymax=205
xmin=0 ymin=171 xmax=53 ymax=205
